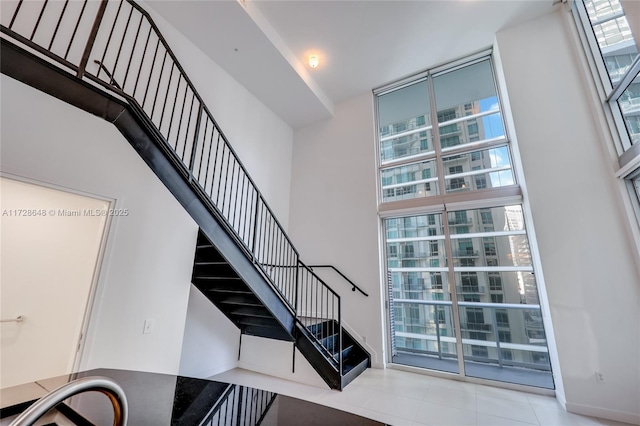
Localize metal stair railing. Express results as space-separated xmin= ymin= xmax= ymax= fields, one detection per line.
xmin=1 ymin=0 xmax=345 ymax=371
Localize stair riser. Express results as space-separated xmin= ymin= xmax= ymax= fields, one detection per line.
xmin=193 ymin=262 xmax=238 ymax=278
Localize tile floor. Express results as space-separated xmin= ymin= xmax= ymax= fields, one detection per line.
xmin=211 ymin=368 xmax=635 ymax=426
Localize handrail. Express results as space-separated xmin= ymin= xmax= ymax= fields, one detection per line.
xmin=0 ymin=0 xmax=347 ymax=372
xmin=0 ymin=315 xmax=24 ymax=323
xmin=9 ymin=376 xmax=128 ymax=426
xmin=308 ymin=265 xmax=369 ymax=296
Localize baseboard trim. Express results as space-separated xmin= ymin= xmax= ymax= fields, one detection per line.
xmin=566 ymin=402 xmax=640 ymax=425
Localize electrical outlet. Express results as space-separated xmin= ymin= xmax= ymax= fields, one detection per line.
xmin=143 ymin=319 xmax=155 ymax=335
xmin=595 ymin=371 xmax=605 ymax=383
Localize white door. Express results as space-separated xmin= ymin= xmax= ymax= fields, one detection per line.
xmin=0 ymin=177 xmax=110 ymax=388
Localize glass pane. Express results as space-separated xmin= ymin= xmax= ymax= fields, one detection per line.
xmin=584 ymin=0 xmax=639 ymax=85
xmin=386 ymin=214 xmax=459 ymax=373
xmin=617 ymin=72 xmax=640 ymax=145
xmin=459 ymin=305 xmax=553 ymax=388
xmin=450 ymin=236 xmax=532 ymax=268
xmin=448 ymin=205 xmax=527 ymax=234
xmin=386 ymin=214 xmax=444 ymax=239
xmin=434 ymin=60 xmax=505 ymax=150
xmin=454 ymin=271 xmax=539 ymax=305
xmin=443 ymin=146 xmax=514 ymax=193
xmin=392 ymin=302 xmax=459 ymax=374
xmin=390 ymin=271 xmax=450 ymax=301
xmin=438 ymin=111 xmax=505 ymax=150
xmin=381 ymin=160 xmax=438 ymax=202
xmin=387 ymin=240 xmax=448 ymax=269
xmin=378 ymin=80 xmax=433 ymax=162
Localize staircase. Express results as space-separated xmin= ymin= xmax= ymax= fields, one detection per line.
xmin=0 ymin=0 xmax=369 ymax=390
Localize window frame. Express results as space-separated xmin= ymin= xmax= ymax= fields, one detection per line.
xmin=571 ymin=0 xmax=640 ymax=224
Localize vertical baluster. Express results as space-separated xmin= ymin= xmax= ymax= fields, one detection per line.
xmin=196 ymin=118 xmax=209 ymax=182
xmin=187 ymin=102 xmax=203 ymax=175
xmin=109 ymin=5 xmax=134 ymax=86
xmin=158 ymin=62 xmax=176 ymax=130
xmin=8 ymin=0 xmax=24 ymax=30
xmin=30 ymin=0 xmax=49 ymax=41
xmin=250 ymin=192 xmax=259 ymax=255
xmin=180 ymin=92 xmax=196 ymax=162
xmin=232 ymin=165 xmax=241 ymax=230
xmin=243 ymin=386 xmax=249 ymax=425
xmin=321 ymin=280 xmax=325 ymax=344
xmin=48 ymin=0 xmax=69 ymax=50
xmin=95 ymin=0 xmax=123 ymax=78
xmin=172 ymin=78 xmax=188 ymax=152
xmin=215 ymin=144 xmax=225 ymax=206
xmin=74 ymin=0 xmax=103 ymax=76
xmin=239 ymin=175 xmax=248 ymax=243
xmin=274 ymin=230 xmax=282 ymax=295
xmin=141 ymin=38 xmax=160 ymax=108
xmin=294 ymin=254 xmax=300 ymax=313
xmin=122 ymin=12 xmax=144 ymax=90
xmin=166 ymin=75 xmax=183 ymax=148
xmin=256 ymin=201 xmax=265 ymax=264
xmin=208 ymin=132 xmax=219 ymax=200
xmin=268 ymin=215 xmax=276 ymax=286
xmin=338 ymin=297 xmax=343 ymax=376
xmin=234 ymin=386 xmax=243 ymax=425
xmin=133 ymin=25 xmax=152 ymax=99
xmin=224 ymin=150 xmax=234 ymax=217
xmin=227 ymin=160 xmax=237 ymax=222
xmin=203 ymin=122 xmax=215 ymax=192
xmin=150 ymin=50 xmax=168 ymax=119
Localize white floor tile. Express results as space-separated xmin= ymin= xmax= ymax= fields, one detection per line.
xmin=476 ymin=384 xmax=531 ymax=403
xmin=477 ymin=413 xmax=539 ymax=426
xmin=596 ymin=417 xmax=639 ymax=426
xmin=423 ymin=376 xmax=477 ymax=394
xmin=476 ymin=394 xmax=539 ymax=424
xmin=362 ymin=389 xmax=423 ymax=421
xmin=424 ymin=385 xmax=477 ymax=411
xmin=414 ymin=400 xmax=477 ymax=426
xmin=525 ymin=392 xmax=563 ymax=409
xmin=532 ymin=405 xmax=603 ymax=426
xmin=212 ymin=368 xmax=611 ymax=426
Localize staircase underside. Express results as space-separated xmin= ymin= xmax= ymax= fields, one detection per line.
xmin=1 ymin=37 xmax=369 ymax=390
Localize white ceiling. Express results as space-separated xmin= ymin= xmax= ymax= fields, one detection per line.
xmin=147 ymin=0 xmax=559 ymax=129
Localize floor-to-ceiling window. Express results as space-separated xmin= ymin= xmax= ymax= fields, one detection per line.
xmin=376 ymin=53 xmax=554 ymax=389
xmin=572 ymin=0 xmax=640 ymax=223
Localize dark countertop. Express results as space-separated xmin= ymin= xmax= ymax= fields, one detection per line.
xmin=0 ymin=369 xmax=384 ymax=425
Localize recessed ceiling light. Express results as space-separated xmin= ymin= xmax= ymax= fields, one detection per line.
xmin=308 ymin=55 xmax=319 ymax=69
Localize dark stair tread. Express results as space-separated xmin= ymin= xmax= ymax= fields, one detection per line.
xmin=229 ymin=307 xmax=273 ymax=318
xmin=217 ymin=296 xmax=263 ymax=306
xmin=206 ymin=288 xmax=253 ymax=295
xmin=194 ymin=261 xmax=229 ymax=265
xmin=192 ymin=276 xmax=242 ymax=281
xmin=196 ymin=244 xmax=215 ymax=249
xmin=236 ymin=317 xmax=281 ymax=328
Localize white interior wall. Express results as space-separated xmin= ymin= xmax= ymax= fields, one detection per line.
xmin=495 ymin=10 xmax=640 ymax=424
xmin=1 ymin=75 xmax=195 ymax=375
xmin=287 ymin=93 xmax=385 ymax=368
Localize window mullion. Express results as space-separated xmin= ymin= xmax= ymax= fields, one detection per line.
xmin=427 ymin=72 xmax=467 ymax=377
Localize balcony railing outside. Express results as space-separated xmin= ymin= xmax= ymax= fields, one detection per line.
xmin=393 ymin=299 xmax=551 ymax=371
